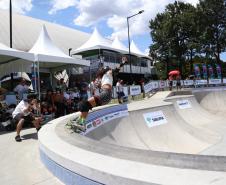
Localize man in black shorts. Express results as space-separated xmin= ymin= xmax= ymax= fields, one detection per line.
xmin=12 ymin=94 xmax=42 ymax=142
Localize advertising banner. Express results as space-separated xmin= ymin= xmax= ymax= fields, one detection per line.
xmin=144 ymin=82 xmax=152 ymax=93
xmin=123 ymin=86 xmax=129 ymax=97
xmin=208 ymin=65 xmax=214 ymax=79
xmin=130 ymin=85 xmax=141 ymax=96
xmin=159 ymin=80 xmax=166 ymax=88
xmin=223 ymin=78 xmax=226 ymax=84
xmin=183 ymin=80 xmax=194 ymax=86
xmin=151 ymin=81 xmax=159 ymax=89
xmin=143 ymin=111 xmax=167 ymax=128
xmin=194 ymin=64 xmax=200 ymax=78
xmin=209 ymin=79 xmax=221 ymax=85
xmin=202 ymin=64 xmax=207 ymax=79
xmin=196 ymin=80 xmax=207 ymax=85
xmin=216 ymin=64 xmax=222 ymax=79
xmin=177 ymin=100 xmax=192 ymax=109
xmin=84 ymin=110 xmax=129 ymax=135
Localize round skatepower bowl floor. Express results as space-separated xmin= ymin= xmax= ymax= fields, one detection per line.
xmin=83 ymin=89 xmax=226 ymax=155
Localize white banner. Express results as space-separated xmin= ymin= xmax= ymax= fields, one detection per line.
xmin=123 ymin=86 xmax=128 ymax=97
xmin=209 ymin=79 xmax=222 ymax=85
xmin=130 ymin=85 xmax=141 ymax=96
xmin=144 ymin=82 xmax=152 ymax=93
xmin=196 ymin=80 xmax=207 ymax=85
xmin=223 ymin=78 xmax=226 ymax=84
xmin=177 ymin=99 xmax=192 ymax=109
xmin=159 ymin=80 xmax=166 ymax=88
xmin=173 ymin=80 xmax=177 ymax=87
xmin=152 ymin=81 xmax=159 ymax=89
xmin=84 ymin=110 xmax=129 ymax=135
xmin=143 ymin=111 xmax=167 ymax=128
xmin=183 ymin=80 xmax=194 ymax=86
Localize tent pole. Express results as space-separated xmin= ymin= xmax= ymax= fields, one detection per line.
xmin=34 ymin=62 xmax=37 ymax=94
xmin=37 ymin=61 xmax=41 ymax=100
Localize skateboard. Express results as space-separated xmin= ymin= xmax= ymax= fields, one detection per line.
xmin=72 ymin=123 xmax=86 ymax=133
xmin=69 ymin=118 xmax=86 ymax=133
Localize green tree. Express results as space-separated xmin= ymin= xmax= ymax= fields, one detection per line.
xmin=149 ymin=1 xmax=198 ymax=77
xmin=197 ymin=0 xmax=226 ymax=65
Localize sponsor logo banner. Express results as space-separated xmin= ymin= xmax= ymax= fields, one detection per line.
xmin=223 ymin=78 xmax=226 ymax=84
xmin=143 ymin=111 xmax=167 ymax=128
xmin=196 ymin=80 xmax=207 ymax=85
xmin=130 ymin=85 xmax=141 ymax=96
xmin=144 ymin=82 xmax=152 ymax=93
xmin=159 ymin=81 xmax=166 ymax=88
xmin=183 ymin=80 xmax=194 ymax=86
xmin=152 ymin=81 xmax=159 ymax=89
xmin=177 ymin=99 xmax=192 ymax=109
xmin=209 ymin=79 xmax=222 ymax=85
xmin=83 ymin=110 xmax=129 ymax=135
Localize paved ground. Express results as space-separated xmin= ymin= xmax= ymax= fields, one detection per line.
xmin=0 ymin=128 xmax=62 ymax=185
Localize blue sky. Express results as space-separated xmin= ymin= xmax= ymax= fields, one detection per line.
xmin=0 ymin=0 xmax=204 ymax=55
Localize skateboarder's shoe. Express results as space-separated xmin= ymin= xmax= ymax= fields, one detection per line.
xmin=71 ymin=117 xmax=86 ymax=132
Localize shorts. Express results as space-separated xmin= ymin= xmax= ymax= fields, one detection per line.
xmin=97 ymin=89 xmax=112 ymax=105
xmin=117 ymin=91 xmax=125 ymax=98
xmin=13 ymin=113 xmax=35 ymax=127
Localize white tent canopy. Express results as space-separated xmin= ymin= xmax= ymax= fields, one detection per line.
xmin=73 ymin=28 xmax=113 ymax=54
xmin=29 ymin=25 xmax=90 ymax=69
xmin=0 ymin=43 xmax=34 ymax=77
xmin=130 ymin=40 xmax=150 ymax=58
xmin=111 ymin=36 xmax=128 ymax=54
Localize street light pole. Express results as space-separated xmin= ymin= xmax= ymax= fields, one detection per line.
xmin=127 ymin=10 xmax=144 ymax=84
xmin=9 ymin=0 xmax=12 ymax=48
xmin=9 ymin=0 xmax=14 ymax=90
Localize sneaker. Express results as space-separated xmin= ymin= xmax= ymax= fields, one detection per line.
xmin=15 ymin=135 xmax=22 ymax=142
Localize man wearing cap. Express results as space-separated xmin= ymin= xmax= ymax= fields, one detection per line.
xmin=12 ymin=94 xmax=42 ymax=142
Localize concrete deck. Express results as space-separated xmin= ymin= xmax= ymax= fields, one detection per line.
xmin=0 ymin=128 xmax=63 ymax=185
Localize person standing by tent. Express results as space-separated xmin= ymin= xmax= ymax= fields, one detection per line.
xmin=176 ymin=75 xmax=181 ymax=90
xmin=73 ymin=57 xmax=128 ymax=131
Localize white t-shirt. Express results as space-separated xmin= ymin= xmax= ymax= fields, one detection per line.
xmin=116 ymin=82 xmax=123 ymax=92
xmin=101 ymin=72 xmax=113 ymax=87
xmin=12 ymin=100 xmax=29 ymax=118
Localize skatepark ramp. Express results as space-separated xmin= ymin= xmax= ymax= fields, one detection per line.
xmin=38 ymin=90 xmax=226 ymax=185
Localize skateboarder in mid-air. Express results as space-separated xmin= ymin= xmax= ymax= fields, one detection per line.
xmin=72 ymin=57 xmax=128 ymax=132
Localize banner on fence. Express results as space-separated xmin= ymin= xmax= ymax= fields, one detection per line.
xmin=130 ymin=85 xmax=141 ymax=96
xmin=209 ymin=79 xmax=221 ymax=85
xmin=159 ymin=81 xmax=166 ymax=88
xmin=152 ymin=81 xmax=159 ymax=89
xmin=183 ymin=80 xmax=194 ymax=86
xmin=144 ymin=82 xmax=152 ymax=93
xmin=196 ymin=80 xmax=207 ymax=85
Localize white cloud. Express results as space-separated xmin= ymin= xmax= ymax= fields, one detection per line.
xmin=48 ymin=0 xmax=199 ymax=41
xmin=48 ymin=0 xmax=78 ymax=15
xmin=0 ymin=0 xmax=33 ymax=14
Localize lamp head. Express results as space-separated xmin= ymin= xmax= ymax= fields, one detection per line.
xmin=138 ymin=10 xmax=144 ymax=14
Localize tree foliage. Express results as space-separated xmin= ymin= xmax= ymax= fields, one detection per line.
xmin=149 ymin=0 xmax=226 ymax=79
